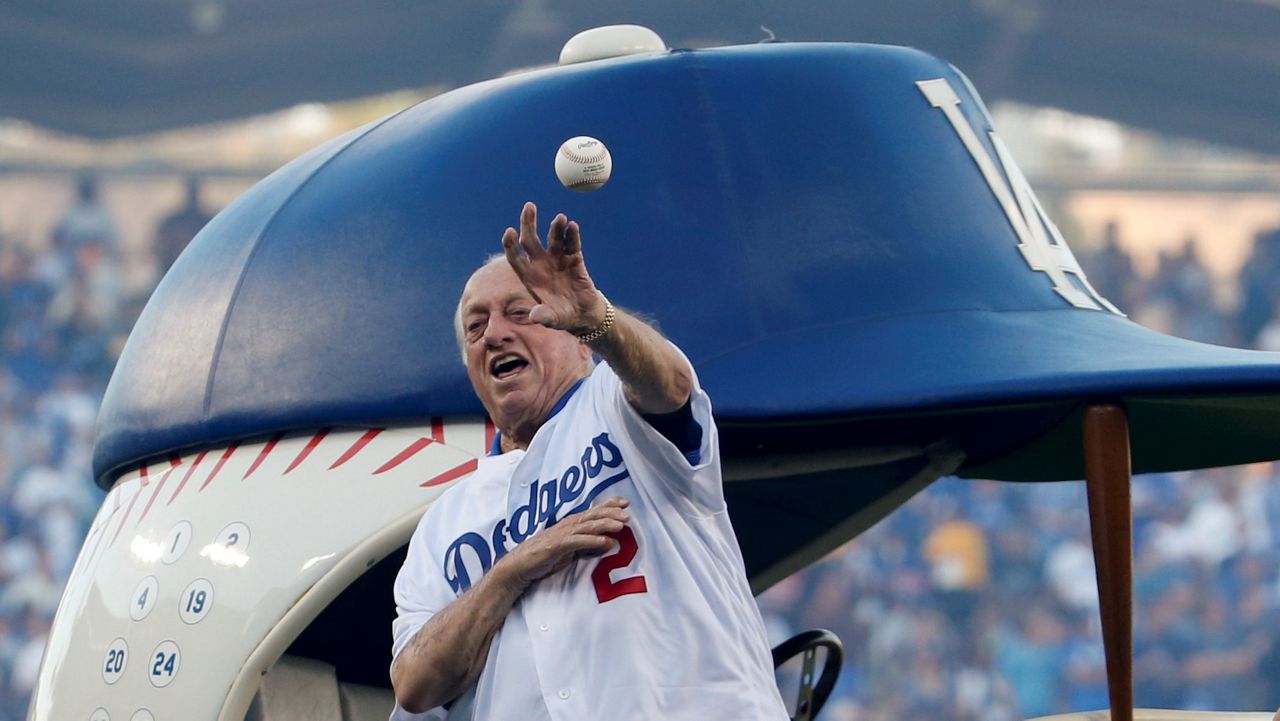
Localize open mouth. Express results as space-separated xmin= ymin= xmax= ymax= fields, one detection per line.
xmin=490 ymin=354 xmax=529 ymax=380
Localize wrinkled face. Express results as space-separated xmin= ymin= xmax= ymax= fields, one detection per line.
xmin=458 ymin=261 xmax=592 ymax=434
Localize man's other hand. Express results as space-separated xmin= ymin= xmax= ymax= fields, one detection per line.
xmin=502 ymin=496 xmax=631 ymax=587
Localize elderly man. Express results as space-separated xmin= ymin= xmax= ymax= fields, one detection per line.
xmin=389 ymin=202 xmax=788 ymax=720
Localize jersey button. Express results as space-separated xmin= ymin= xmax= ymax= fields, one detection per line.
xmin=558 ymin=689 xmax=571 ymax=700
xmin=539 ymin=623 xmax=549 ymax=632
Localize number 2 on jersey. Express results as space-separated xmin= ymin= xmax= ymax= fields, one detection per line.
xmin=592 ymin=525 xmax=648 ymax=603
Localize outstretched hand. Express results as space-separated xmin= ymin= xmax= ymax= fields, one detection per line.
xmin=501 ymin=201 xmax=607 ymax=336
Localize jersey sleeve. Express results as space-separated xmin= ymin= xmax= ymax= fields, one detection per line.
xmin=391 ymin=507 xmax=455 ymax=660
xmin=595 ymin=349 xmax=725 ymax=516
xmin=389 ymin=507 xmax=456 ymax=720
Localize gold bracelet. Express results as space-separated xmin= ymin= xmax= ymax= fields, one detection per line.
xmin=576 ymin=295 xmax=615 ymax=344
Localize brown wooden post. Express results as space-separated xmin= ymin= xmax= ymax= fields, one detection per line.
xmin=1082 ymin=403 xmax=1134 ymax=721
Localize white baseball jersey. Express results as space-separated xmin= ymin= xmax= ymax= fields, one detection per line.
xmin=390 ymin=360 xmax=788 ymax=721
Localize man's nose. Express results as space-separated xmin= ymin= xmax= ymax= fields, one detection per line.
xmin=483 ymin=315 xmax=514 ymax=346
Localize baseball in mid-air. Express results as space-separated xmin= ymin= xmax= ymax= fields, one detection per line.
xmin=555 ymin=136 xmax=612 ymax=192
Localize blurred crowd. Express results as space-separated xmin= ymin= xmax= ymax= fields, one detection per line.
xmin=2 ymin=174 xmax=1280 ymax=721
xmin=761 ymin=223 xmax=1280 ymax=721
xmin=0 ymin=175 xmax=209 ymax=719
xmin=762 ymin=469 xmax=1280 ymax=721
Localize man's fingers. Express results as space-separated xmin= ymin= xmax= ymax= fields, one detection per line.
xmin=598 ymin=496 xmax=630 ymax=509
xmin=576 ymin=518 xmax=626 ymax=536
xmin=596 ymin=508 xmax=631 ymax=524
xmin=551 ymin=496 xmax=631 ymax=531
xmin=564 ymin=221 xmax=582 ymax=255
xmin=536 ymin=532 xmax=613 ymax=561
xmin=574 ymin=505 xmax=630 ymax=524
xmin=528 ymin=304 xmax=557 ymax=327
xmin=501 ymin=227 xmax=520 ymax=256
xmin=501 ymin=228 xmax=529 ymax=273
xmin=547 ymin=213 xmax=568 ymax=255
xmin=518 ymin=202 xmax=545 ymax=258
xmin=563 ymin=497 xmax=631 ymax=523
xmin=568 ymin=534 xmax=617 ymax=557
xmin=520 ymin=201 xmax=537 ymax=233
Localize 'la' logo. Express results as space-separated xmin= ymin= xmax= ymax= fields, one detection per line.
xmin=917 ymin=78 xmax=1123 ymax=316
